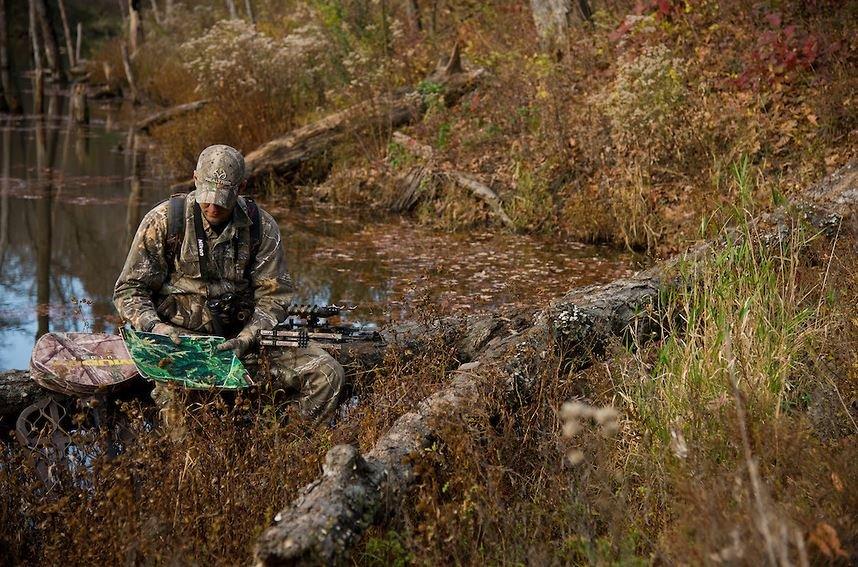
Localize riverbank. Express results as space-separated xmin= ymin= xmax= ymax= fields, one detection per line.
xmin=0 ymin=88 xmax=636 ymax=371
xmin=82 ymin=0 xmax=856 ymax=256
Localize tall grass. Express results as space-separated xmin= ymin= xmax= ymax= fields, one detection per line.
xmin=586 ymin=166 xmax=856 ymax=564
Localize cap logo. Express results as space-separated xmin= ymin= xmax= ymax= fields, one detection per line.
xmin=205 ymin=168 xmax=230 ymax=187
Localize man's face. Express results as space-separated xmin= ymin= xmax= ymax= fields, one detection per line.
xmin=199 ymin=201 xmax=234 ymax=225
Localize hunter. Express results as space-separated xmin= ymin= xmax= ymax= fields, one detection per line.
xmin=114 ymin=144 xmax=344 ymax=420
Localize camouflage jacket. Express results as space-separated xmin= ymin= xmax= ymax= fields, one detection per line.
xmin=113 ymin=191 xmax=294 ymax=338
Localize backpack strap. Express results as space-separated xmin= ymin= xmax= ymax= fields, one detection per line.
xmin=165 ymin=193 xmax=187 ymax=268
xmin=243 ymin=197 xmax=262 ymax=280
xmin=163 ymin=193 xmax=261 ymax=279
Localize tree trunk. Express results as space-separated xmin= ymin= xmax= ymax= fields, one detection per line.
xmin=225 ymin=0 xmax=237 ymax=19
xmin=34 ymin=118 xmax=52 ymax=339
xmin=404 ymin=0 xmax=422 ymax=31
xmin=28 ymin=0 xmax=44 ymax=114
xmin=148 ymin=0 xmax=163 ymax=25
xmin=253 ymin=163 xmax=858 ymax=565
xmin=128 ymin=0 xmax=142 ymax=55
xmin=0 ymin=128 xmax=9 ymax=269
xmin=0 ymin=0 xmax=21 ymax=112
xmin=75 ymin=21 xmax=82 ymax=63
xmin=120 ymin=43 xmax=138 ymax=104
xmin=244 ymin=0 xmax=254 ymax=24
xmin=32 ymin=0 xmax=61 ymax=80
xmin=530 ymin=0 xmax=571 ymax=57
xmin=171 ymin=44 xmax=483 ymax=192
xmin=56 ymin=0 xmax=74 ymax=68
xmin=70 ymin=81 xmax=88 ymax=124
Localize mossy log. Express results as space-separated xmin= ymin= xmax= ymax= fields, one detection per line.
xmin=171 ymin=44 xmax=484 ymax=192
xmin=253 ymin=163 xmax=857 ymax=565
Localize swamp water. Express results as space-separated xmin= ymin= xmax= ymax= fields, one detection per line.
xmin=0 ymin=93 xmax=635 ymax=371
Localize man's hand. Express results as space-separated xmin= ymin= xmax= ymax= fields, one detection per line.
xmin=150 ymin=322 xmax=186 ymax=345
xmin=216 ymin=332 xmax=254 ymax=358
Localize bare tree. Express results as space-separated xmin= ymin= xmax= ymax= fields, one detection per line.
xmin=148 ymin=0 xmax=163 ymax=25
xmin=34 ymin=116 xmax=52 ymax=339
xmin=403 ymin=0 xmax=421 ymax=32
xmin=128 ymin=0 xmax=142 ymax=55
xmin=120 ymin=43 xmax=138 ymax=104
xmin=28 ymin=0 xmax=45 ymax=114
xmin=0 ymin=0 xmax=21 ymax=112
xmin=530 ymin=0 xmax=592 ymax=58
xmin=74 ymin=21 xmax=82 ymax=62
xmin=0 ymin=128 xmax=9 ymax=266
xmin=225 ymin=0 xmax=237 ymax=19
xmin=32 ymin=0 xmax=61 ymax=79
xmin=56 ymin=0 xmax=75 ymax=68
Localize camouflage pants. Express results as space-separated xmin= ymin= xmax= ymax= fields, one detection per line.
xmin=248 ymin=341 xmax=345 ymax=421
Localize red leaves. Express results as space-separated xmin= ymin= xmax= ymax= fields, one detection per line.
xmin=735 ymin=10 xmax=830 ymax=89
xmin=609 ymin=0 xmax=681 ymax=42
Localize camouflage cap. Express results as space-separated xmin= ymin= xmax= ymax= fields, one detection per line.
xmin=194 ymin=144 xmax=245 ymax=209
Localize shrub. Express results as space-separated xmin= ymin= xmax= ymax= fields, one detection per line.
xmin=600 ymin=43 xmax=688 ymax=168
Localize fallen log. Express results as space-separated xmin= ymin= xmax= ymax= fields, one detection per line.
xmin=171 ymin=43 xmax=485 ymax=192
xmin=135 ymin=100 xmax=210 ymax=133
xmin=253 ymin=162 xmax=858 ymax=565
xmin=389 ymin=132 xmax=517 ymax=230
xmin=0 ymin=370 xmax=47 ymax=428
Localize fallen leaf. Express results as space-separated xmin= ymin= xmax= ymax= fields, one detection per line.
xmin=808 ymin=522 xmax=847 ymax=558
xmin=831 ymin=472 xmax=844 ymax=492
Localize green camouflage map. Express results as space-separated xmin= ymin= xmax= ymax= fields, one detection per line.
xmin=121 ymin=328 xmax=251 ymax=390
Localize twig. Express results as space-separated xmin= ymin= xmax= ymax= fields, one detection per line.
xmin=723 ymin=330 xmax=778 ymax=565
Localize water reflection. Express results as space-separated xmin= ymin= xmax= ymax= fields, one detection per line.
xmin=0 ymin=90 xmax=166 ymax=370
xmin=0 ymin=92 xmax=637 ymax=371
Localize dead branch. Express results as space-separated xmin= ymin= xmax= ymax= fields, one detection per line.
xmin=135 ymin=100 xmax=209 ymax=133
xmin=389 ymin=132 xmax=517 ymax=230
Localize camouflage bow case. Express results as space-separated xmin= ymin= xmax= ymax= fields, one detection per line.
xmin=29 ymin=332 xmax=140 ymax=396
